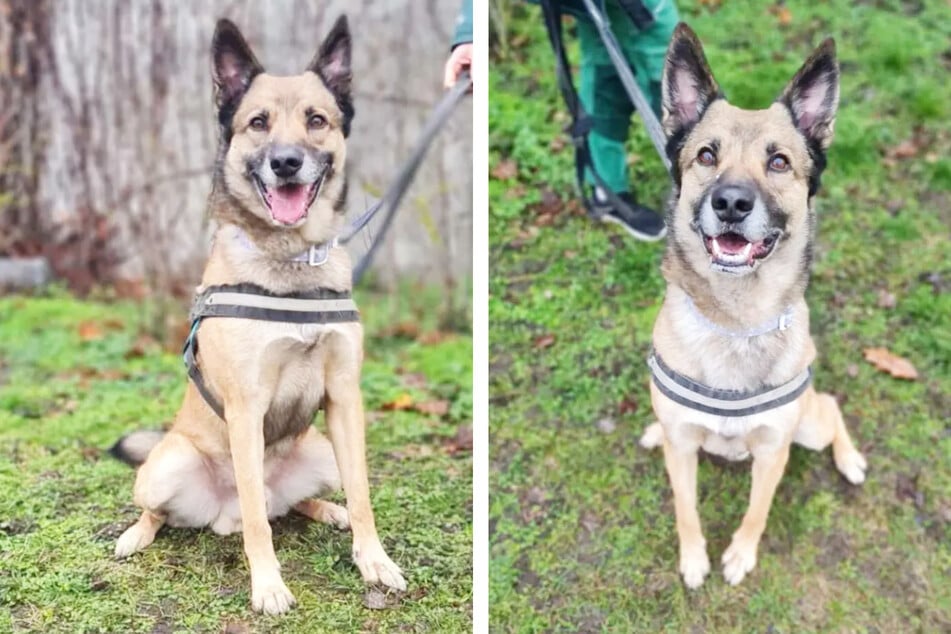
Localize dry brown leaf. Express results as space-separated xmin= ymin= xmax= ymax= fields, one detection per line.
xmin=863 ymin=347 xmax=918 ymax=380
xmin=414 ymin=400 xmax=450 ymax=416
xmin=381 ymin=393 xmax=414 ymax=411
xmin=418 ymin=330 xmax=455 ymax=345
xmin=533 ymin=333 xmax=555 ymax=350
xmin=125 ymin=334 xmax=160 ymax=359
xmin=774 ymin=6 xmax=792 ymax=25
xmin=491 ymin=158 xmax=518 ymax=180
xmin=77 ymin=321 xmax=104 ymax=341
xmin=444 ymin=425 xmax=473 ymax=455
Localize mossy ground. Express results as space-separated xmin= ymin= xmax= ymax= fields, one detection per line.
xmin=0 ymin=288 xmax=472 ymax=633
xmin=489 ymin=1 xmax=950 ymax=631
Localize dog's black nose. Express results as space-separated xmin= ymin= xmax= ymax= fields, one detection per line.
xmin=711 ymin=183 xmax=756 ymax=222
xmin=270 ymin=147 xmax=304 ymax=178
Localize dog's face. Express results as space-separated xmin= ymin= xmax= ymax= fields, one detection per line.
xmin=662 ymin=24 xmax=838 ymax=278
xmin=211 ymin=17 xmax=353 ymax=234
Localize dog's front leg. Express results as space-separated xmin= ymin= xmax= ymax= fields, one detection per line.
xmin=722 ymin=443 xmax=790 ymax=585
xmin=227 ymin=399 xmax=296 ymax=615
xmin=325 ymin=361 xmax=406 ymax=591
xmin=662 ymin=437 xmax=710 ymax=589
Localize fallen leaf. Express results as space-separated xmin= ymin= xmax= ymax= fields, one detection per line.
xmin=618 ymin=396 xmax=639 ymax=416
xmin=444 ymin=425 xmax=473 ymax=455
xmin=863 ymin=347 xmax=918 ymax=380
xmin=846 ymin=363 xmax=859 ymax=378
xmin=363 ymin=588 xmax=392 ymax=610
xmin=125 ymin=334 xmax=160 ymax=359
xmin=381 ymin=393 xmax=414 ymax=410
xmin=773 ymin=5 xmax=792 ymax=25
xmin=596 ymin=417 xmax=616 ymax=434
xmin=399 ymin=372 xmax=428 ymax=389
xmin=383 ymin=321 xmax=420 ymax=339
xmin=77 ymin=321 xmax=104 ymax=341
xmin=886 ymin=139 xmax=920 ymax=160
xmin=533 ymin=333 xmax=555 ymax=350
xmin=414 ymin=400 xmax=450 ymax=416
xmin=491 ymin=158 xmax=518 ymax=181
xmin=418 ymin=330 xmax=454 ymax=345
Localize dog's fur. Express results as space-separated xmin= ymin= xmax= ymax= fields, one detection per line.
xmin=640 ymin=23 xmax=867 ymax=588
xmin=110 ymin=17 xmax=405 ymax=614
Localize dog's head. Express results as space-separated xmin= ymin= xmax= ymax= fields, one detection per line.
xmin=662 ymin=23 xmax=838 ymax=279
xmin=211 ymin=17 xmax=352 ymax=239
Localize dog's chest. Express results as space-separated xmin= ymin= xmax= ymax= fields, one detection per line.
xmin=261 ymin=323 xmax=344 ymax=444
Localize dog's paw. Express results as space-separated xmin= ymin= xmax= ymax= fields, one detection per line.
xmin=834 ymin=447 xmax=867 ymax=485
xmin=722 ymin=535 xmax=758 ymax=586
xmin=353 ymin=539 xmax=406 ymax=591
xmin=639 ymin=423 xmax=664 ymax=450
xmin=251 ymin=577 xmax=296 ymax=615
xmin=114 ymin=524 xmax=154 ymax=559
xmin=679 ymin=546 xmax=710 ymax=589
xmin=324 ymin=503 xmax=351 ymax=530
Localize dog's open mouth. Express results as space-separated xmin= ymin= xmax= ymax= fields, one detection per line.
xmin=702 ymin=231 xmax=779 ymax=268
xmin=253 ymin=174 xmax=324 ymax=226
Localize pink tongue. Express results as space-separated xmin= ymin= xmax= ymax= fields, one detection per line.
xmin=717 ymin=233 xmax=749 ymax=254
xmin=269 ymin=184 xmax=309 ymax=224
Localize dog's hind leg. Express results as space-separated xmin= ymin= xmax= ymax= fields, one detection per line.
xmin=294 ymin=499 xmax=350 ymax=530
xmin=115 ymin=510 xmax=166 ymax=558
xmin=793 ymin=387 xmax=867 ymax=484
xmin=639 ymin=422 xmax=665 ymax=449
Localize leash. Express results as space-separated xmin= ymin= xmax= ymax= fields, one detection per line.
xmin=538 ymin=0 xmax=670 ymax=220
xmin=342 ymin=70 xmax=472 ymax=284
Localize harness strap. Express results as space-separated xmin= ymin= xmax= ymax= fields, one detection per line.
xmin=648 ymin=351 xmax=811 ymax=418
xmin=183 ymin=283 xmax=359 ymax=420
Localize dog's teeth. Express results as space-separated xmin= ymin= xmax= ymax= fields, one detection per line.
xmin=742 ymin=242 xmax=752 ymax=260
xmin=711 ymin=238 xmax=722 ymax=258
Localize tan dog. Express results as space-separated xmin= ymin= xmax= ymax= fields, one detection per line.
xmin=640 ymin=23 xmax=867 ymax=589
xmin=110 ymin=17 xmax=405 ymax=614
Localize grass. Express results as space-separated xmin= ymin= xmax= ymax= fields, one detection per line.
xmin=0 ymin=287 xmax=472 ymax=633
xmin=489 ymin=0 xmax=951 ymax=631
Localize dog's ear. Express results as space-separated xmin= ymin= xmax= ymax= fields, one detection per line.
xmin=661 ymin=23 xmax=721 ymax=140
xmin=777 ymin=38 xmax=839 ymax=151
xmin=212 ymin=19 xmax=264 ymax=113
xmin=308 ymin=15 xmax=354 ymax=135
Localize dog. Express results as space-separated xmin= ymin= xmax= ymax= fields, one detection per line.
xmin=109 ymin=16 xmax=405 ymax=615
xmin=639 ymin=23 xmax=867 ymax=589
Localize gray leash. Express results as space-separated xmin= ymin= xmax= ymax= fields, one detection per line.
xmin=579 ymin=0 xmax=671 ymax=173
xmin=342 ymin=71 xmax=472 ymax=284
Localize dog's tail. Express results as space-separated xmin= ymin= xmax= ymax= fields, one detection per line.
xmin=108 ymin=430 xmax=166 ymax=467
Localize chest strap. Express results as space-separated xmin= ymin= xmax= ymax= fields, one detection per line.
xmin=648 ymin=351 xmax=811 ymax=418
xmin=183 ymin=283 xmax=360 ymax=420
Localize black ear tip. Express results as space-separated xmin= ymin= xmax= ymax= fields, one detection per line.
xmin=331 ymin=14 xmax=350 ymax=35
xmin=213 ymin=18 xmax=241 ymax=41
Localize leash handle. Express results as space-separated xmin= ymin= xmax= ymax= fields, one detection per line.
xmin=343 ymin=71 xmax=472 ymax=284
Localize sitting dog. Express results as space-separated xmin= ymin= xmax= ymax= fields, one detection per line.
xmin=110 ymin=16 xmax=405 ymax=614
xmin=641 ymin=23 xmax=867 ymax=588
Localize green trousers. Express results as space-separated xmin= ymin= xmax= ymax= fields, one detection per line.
xmin=577 ymin=0 xmax=679 ymax=193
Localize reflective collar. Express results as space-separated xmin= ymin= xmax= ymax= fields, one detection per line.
xmin=233 ymin=227 xmax=338 ymax=267
xmin=682 ymin=293 xmax=794 ymax=338
xmin=648 ymin=351 xmax=811 ymax=418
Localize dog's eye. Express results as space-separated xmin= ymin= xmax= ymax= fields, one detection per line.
xmin=768 ymin=154 xmax=790 ymax=172
xmin=249 ymin=115 xmax=268 ymax=131
xmin=308 ymin=113 xmax=328 ymax=130
xmin=697 ymin=148 xmax=717 ymax=166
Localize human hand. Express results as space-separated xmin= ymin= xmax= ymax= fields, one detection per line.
xmin=443 ymin=43 xmax=473 ymax=90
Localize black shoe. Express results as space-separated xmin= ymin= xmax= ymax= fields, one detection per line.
xmin=589 ymin=188 xmax=666 ymax=242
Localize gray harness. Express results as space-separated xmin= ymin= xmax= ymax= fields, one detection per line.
xmin=183 ymin=283 xmax=359 ymax=420
xmin=648 ymin=352 xmax=812 ymax=418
